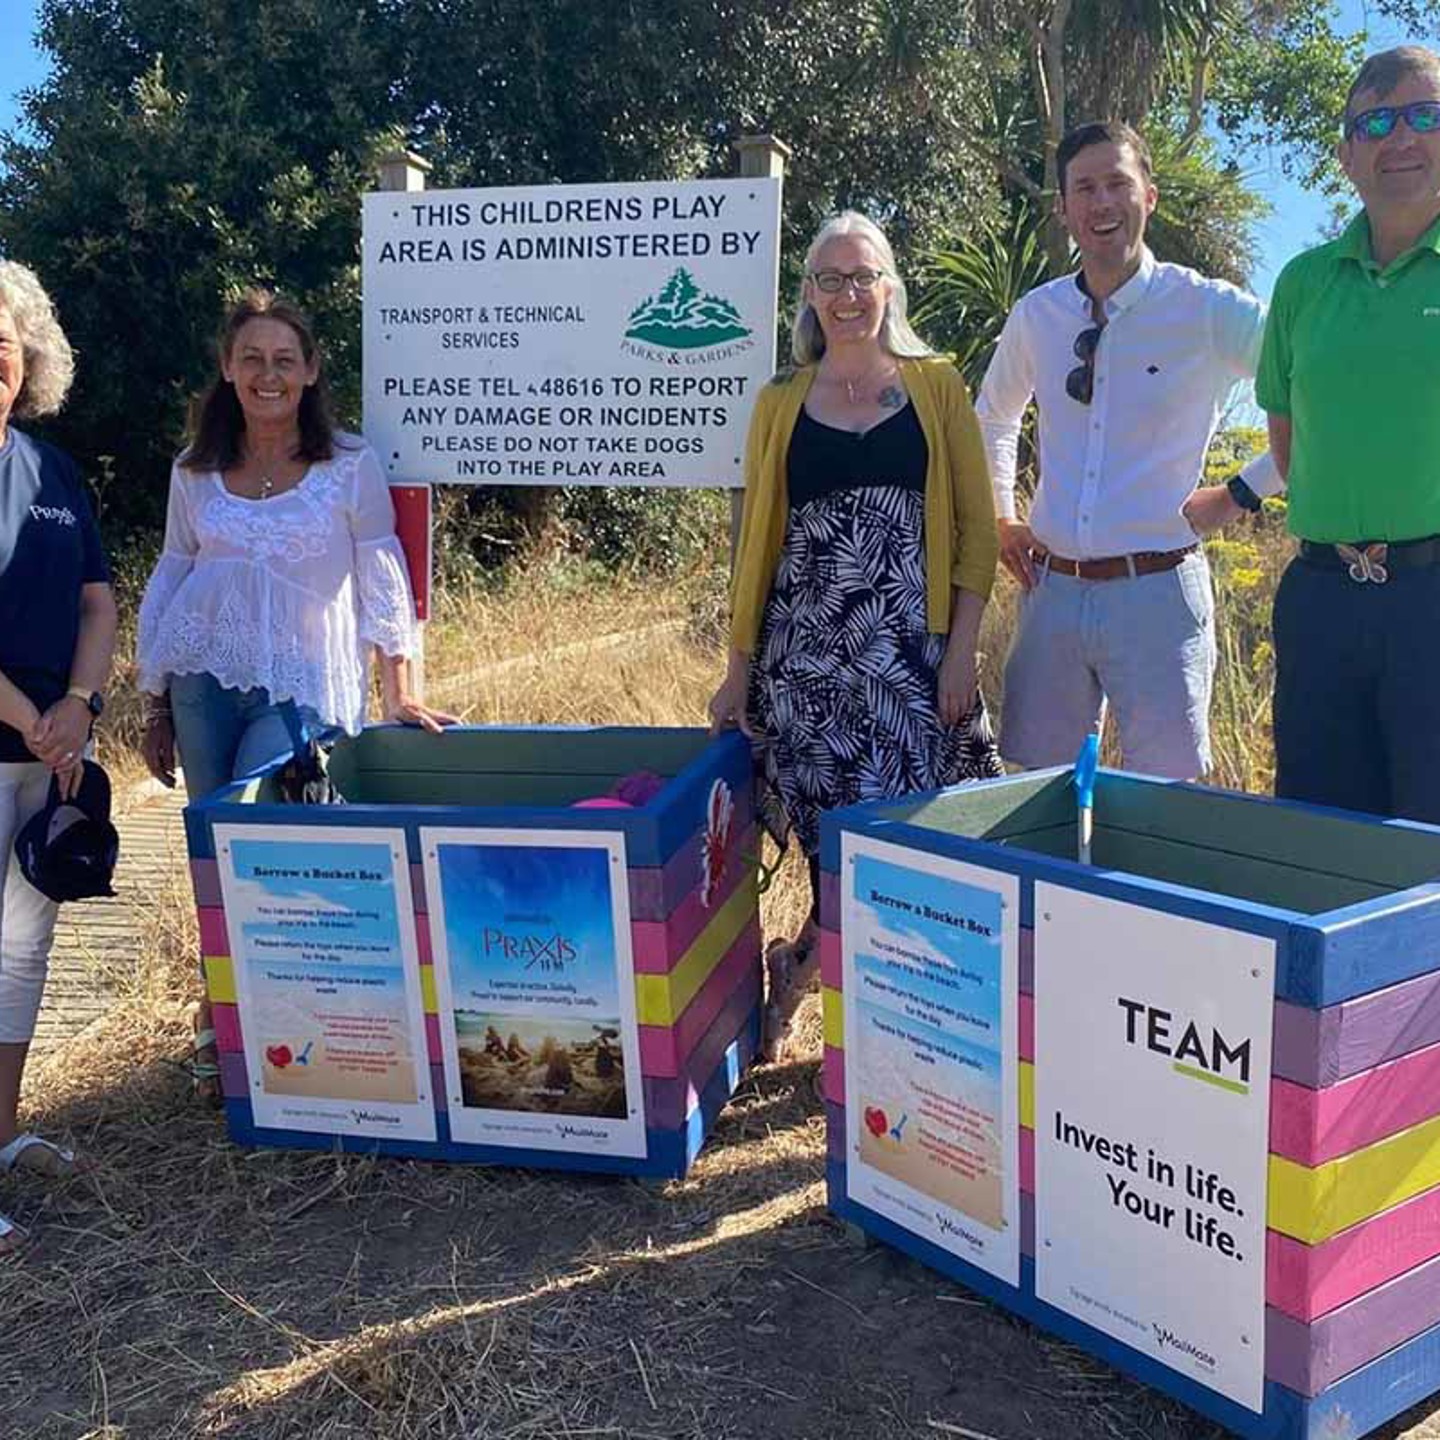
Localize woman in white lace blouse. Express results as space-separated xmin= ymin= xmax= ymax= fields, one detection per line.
xmin=136 ymin=289 xmax=453 ymax=1094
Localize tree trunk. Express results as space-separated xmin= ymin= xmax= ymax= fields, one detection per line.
xmin=1032 ymin=0 xmax=1074 ymax=276
xmin=1179 ymin=26 xmax=1216 ymax=153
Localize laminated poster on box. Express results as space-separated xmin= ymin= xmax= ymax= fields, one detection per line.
xmin=1033 ymin=881 xmax=1275 ymax=1413
xmin=422 ymin=827 xmax=647 ymax=1157
xmin=841 ymin=833 xmax=1021 ymax=1287
xmin=214 ymin=824 xmax=436 ymax=1143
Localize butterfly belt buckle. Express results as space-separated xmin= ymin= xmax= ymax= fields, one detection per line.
xmin=1336 ymin=542 xmax=1389 ymax=585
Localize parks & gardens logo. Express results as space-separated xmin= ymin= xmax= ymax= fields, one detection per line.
xmin=621 ymin=268 xmax=754 ymax=364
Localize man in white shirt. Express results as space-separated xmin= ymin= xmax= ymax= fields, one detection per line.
xmin=975 ymin=121 xmax=1281 ymax=778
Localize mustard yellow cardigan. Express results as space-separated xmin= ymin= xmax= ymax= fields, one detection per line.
xmin=729 ymin=356 xmax=999 ymax=654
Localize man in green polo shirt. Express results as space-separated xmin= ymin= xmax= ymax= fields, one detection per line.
xmin=1257 ymin=44 xmax=1440 ymax=822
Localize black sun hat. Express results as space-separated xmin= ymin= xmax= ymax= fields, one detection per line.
xmin=15 ymin=760 xmax=119 ymax=903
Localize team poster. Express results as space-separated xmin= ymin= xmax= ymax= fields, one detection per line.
xmin=841 ymin=833 xmax=1020 ymax=1286
xmin=422 ymin=828 xmax=646 ymax=1157
xmin=214 ymin=824 xmax=435 ymax=1143
xmin=1033 ymin=883 xmax=1274 ymax=1412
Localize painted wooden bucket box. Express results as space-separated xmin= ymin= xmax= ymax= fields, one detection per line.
xmin=183 ymin=725 xmax=761 ymax=1179
xmin=820 ymin=767 xmax=1440 ymax=1440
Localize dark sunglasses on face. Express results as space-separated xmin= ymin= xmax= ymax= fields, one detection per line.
xmin=1345 ymin=100 xmax=1440 ymax=141
xmin=1065 ymin=325 xmax=1103 ymax=405
xmin=810 ymin=268 xmax=883 ymax=293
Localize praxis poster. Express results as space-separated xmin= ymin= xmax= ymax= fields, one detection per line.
xmin=422 ymin=827 xmax=646 ymax=1157
xmin=214 ymin=824 xmax=435 ymax=1143
xmin=841 ymin=833 xmax=1020 ymax=1286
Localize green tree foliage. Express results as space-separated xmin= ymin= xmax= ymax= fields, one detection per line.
xmin=6 ymin=0 xmax=1438 ymax=550
xmin=1206 ymin=0 xmax=1364 ymax=193
xmin=1 ymin=0 xmax=404 ymax=528
xmin=913 ymin=213 xmax=1049 ymax=387
xmin=394 ymin=0 xmax=999 ymax=287
xmin=1206 ymin=0 xmax=1440 ymax=197
xmin=1145 ymin=129 xmax=1268 ymax=284
xmin=1 ymin=0 xmax=998 ymax=543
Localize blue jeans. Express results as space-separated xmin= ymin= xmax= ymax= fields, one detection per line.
xmin=170 ymin=673 xmax=321 ymax=802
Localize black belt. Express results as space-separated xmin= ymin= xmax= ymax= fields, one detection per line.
xmin=1298 ymin=536 xmax=1440 ymax=584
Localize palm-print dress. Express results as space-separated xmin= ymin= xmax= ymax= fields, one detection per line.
xmin=747 ymin=402 xmax=1003 ymax=857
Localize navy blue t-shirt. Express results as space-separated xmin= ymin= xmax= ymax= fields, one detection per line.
xmin=0 ymin=428 xmax=110 ymax=760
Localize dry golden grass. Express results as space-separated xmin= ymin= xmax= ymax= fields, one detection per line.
xmin=973 ymin=503 xmax=1293 ymax=793
xmin=17 ymin=538 xmax=1439 ymax=1440
xmin=426 ymin=569 xmax=725 ymax=726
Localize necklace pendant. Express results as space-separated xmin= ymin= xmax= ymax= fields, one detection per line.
xmin=845 ymin=378 xmax=858 ymax=404
xmin=259 ymin=474 xmax=274 ymax=500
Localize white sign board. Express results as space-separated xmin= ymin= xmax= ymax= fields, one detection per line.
xmin=363 ymin=178 xmax=781 ymax=488
xmin=1033 ymin=883 xmax=1274 ymax=1412
xmin=422 ymin=827 xmax=646 ymax=1158
xmin=215 ymin=824 xmax=436 ymax=1144
xmin=842 ymin=834 xmax=1021 ymax=1287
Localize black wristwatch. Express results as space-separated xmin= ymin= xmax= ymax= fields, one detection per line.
xmin=66 ymin=686 xmax=105 ymax=719
xmin=1226 ymin=475 xmax=1263 ymax=514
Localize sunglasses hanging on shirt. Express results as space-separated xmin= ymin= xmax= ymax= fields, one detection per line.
xmin=1066 ymin=324 xmax=1104 ymax=405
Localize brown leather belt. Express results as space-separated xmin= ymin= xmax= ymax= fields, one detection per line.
xmin=1036 ymin=545 xmax=1197 ymax=581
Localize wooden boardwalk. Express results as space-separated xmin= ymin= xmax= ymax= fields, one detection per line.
xmin=31 ymin=778 xmax=190 ymax=1053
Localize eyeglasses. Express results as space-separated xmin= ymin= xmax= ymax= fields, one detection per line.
xmin=1345 ymin=101 xmax=1440 ymax=141
xmin=810 ymin=268 xmax=884 ymax=293
xmin=1065 ymin=325 xmax=1103 ymax=405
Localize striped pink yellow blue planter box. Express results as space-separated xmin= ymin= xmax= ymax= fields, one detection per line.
xmin=185 ymin=725 xmax=760 ymax=1179
xmin=821 ymin=767 xmax=1440 ymax=1439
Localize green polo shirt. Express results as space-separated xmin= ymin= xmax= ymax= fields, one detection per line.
xmin=1256 ymin=210 xmax=1440 ymax=542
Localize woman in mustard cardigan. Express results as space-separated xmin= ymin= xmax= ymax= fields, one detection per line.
xmin=708 ymin=211 xmax=1002 ymax=1059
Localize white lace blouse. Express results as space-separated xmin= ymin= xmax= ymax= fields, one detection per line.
xmin=136 ymin=436 xmax=418 ymax=733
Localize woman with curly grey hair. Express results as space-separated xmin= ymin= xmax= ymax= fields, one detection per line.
xmin=0 ymin=260 xmax=117 ymax=1253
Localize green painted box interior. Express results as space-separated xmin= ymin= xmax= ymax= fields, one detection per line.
xmin=304 ymin=726 xmax=714 ymax=808
xmin=879 ymin=772 xmax=1440 ymax=915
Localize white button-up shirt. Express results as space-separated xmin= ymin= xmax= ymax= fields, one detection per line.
xmin=975 ymin=250 xmax=1282 ymax=558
